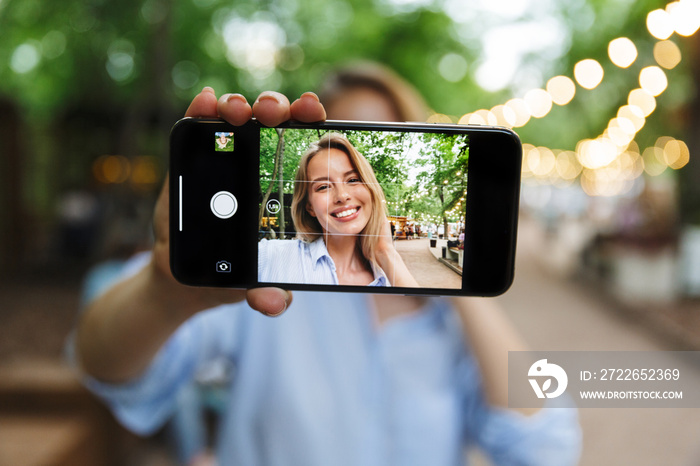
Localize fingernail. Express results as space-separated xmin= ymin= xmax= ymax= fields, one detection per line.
xmin=255 ymin=93 xmax=280 ymax=105
xmin=220 ymin=93 xmax=247 ymax=105
xmin=202 ymin=86 xmax=215 ymax=94
xmin=267 ymin=291 xmax=290 ymax=317
xmin=300 ymin=92 xmax=320 ymax=102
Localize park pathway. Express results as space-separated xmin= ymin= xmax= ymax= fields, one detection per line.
xmin=496 ymin=219 xmax=700 ymax=466
xmin=395 ymin=223 xmax=700 ymax=465
xmin=394 ymin=237 xmax=462 ymax=289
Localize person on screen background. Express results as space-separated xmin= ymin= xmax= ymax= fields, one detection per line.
xmin=68 ymin=62 xmax=581 ymax=466
xmin=260 ymin=132 xmax=418 ymax=287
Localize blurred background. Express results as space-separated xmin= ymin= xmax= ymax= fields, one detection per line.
xmin=1 ymin=0 xmax=699 ymax=464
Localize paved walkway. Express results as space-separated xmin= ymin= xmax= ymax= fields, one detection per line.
xmin=395 ymin=225 xmax=700 ymax=465
xmin=497 ymin=219 xmax=700 ymax=466
xmin=394 ymin=238 xmax=462 ymax=289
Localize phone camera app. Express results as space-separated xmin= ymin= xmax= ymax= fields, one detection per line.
xmin=215 ymin=132 xmax=234 ymax=152
xmin=216 ymin=260 xmax=232 ymax=273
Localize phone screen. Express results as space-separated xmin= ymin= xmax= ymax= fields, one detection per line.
xmin=256 ymin=127 xmax=469 ymax=289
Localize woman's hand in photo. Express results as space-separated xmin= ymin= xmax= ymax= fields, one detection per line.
xmin=374 ymin=218 xmax=420 ymax=288
xmin=376 ymin=217 xmax=397 ymax=255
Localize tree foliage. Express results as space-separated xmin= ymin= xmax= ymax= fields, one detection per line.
xmin=258 ymin=128 xmax=468 ymax=235
xmin=0 ymin=0 xmax=697 ymax=270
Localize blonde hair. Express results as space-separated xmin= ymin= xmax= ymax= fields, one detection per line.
xmin=291 ymin=133 xmax=388 ymax=269
xmin=318 ymin=61 xmax=429 ymax=122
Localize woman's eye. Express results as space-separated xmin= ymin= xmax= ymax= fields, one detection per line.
xmin=348 ymin=177 xmax=362 ymax=184
xmin=315 ymin=184 xmax=329 ymax=192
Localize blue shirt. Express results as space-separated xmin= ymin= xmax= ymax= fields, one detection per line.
xmin=72 ymin=256 xmax=581 ymax=466
xmin=259 ymin=238 xmax=389 ymax=286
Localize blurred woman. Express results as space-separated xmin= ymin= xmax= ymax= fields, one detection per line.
xmin=71 ymin=64 xmax=581 ymax=466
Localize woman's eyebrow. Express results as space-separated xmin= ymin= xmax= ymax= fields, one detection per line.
xmin=310 ymin=170 xmax=359 ymax=183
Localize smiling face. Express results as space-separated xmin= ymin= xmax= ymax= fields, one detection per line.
xmin=305 ymin=147 xmax=372 ymax=237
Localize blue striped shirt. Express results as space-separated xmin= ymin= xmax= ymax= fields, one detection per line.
xmin=258 ymin=238 xmax=389 ymax=286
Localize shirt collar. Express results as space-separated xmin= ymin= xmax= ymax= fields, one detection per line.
xmin=307 ymin=238 xmax=389 ymax=287
xmin=368 ymin=263 xmax=389 ymax=286
xmin=308 ymin=237 xmax=332 ymax=270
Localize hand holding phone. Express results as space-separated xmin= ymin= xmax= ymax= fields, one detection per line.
xmin=152 ymin=89 xmax=325 ymax=316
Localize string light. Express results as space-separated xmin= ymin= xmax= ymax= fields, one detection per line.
xmin=639 ymin=66 xmax=668 ymax=96
xmin=666 ymin=0 xmax=700 ymax=36
xmin=524 ymin=89 xmax=553 ymax=119
xmin=647 ymin=9 xmax=675 ymax=40
xmin=628 ymin=88 xmax=656 ymax=116
xmin=654 ymin=40 xmax=682 ymax=69
xmin=445 ymin=2 xmax=694 ymax=197
xmin=546 ymin=76 xmax=576 ymax=106
xmin=608 ymin=37 xmax=638 ymax=68
xmin=451 ymin=0 xmax=695 ymax=197
xmin=574 ymin=59 xmax=604 ymax=90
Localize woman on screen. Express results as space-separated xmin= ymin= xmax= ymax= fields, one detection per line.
xmin=259 ymin=133 xmax=419 ymax=287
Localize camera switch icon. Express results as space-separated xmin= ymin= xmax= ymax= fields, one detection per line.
xmin=216 ymin=260 xmax=232 ymax=273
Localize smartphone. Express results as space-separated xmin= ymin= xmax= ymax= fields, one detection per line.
xmin=170 ymin=118 xmax=521 ymax=296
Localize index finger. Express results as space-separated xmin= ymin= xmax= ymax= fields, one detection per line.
xmin=290 ymin=92 xmax=327 ymax=122
xmin=185 ymin=87 xmax=219 ymax=118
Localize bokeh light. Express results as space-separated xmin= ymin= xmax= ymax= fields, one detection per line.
xmin=628 ymin=88 xmax=657 ymax=117
xmin=647 ymin=9 xmax=675 ymax=40
xmin=605 ymin=118 xmax=635 ymax=147
xmin=639 ymin=66 xmax=668 ymax=96
xmin=129 ymin=156 xmax=160 ymax=186
xmin=459 ymin=109 xmax=498 ymax=126
xmin=555 ymin=151 xmax=582 ymax=180
xmin=10 ymin=42 xmax=41 ymax=74
xmin=427 ymin=113 xmax=453 ymax=124
xmin=489 ymin=104 xmax=517 ymax=127
xmin=92 ymin=155 xmax=160 ymax=186
xmin=524 ymin=88 xmax=553 ymax=118
xmin=526 ymin=146 xmax=557 ymax=177
xmin=576 ymin=138 xmax=618 ymax=170
xmin=546 ymin=75 xmax=576 ymax=105
xmin=642 ymin=146 xmax=667 ymax=176
xmin=574 ymin=59 xmax=604 ymax=90
xmin=608 ymin=37 xmax=638 ymax=68
xmin=666 ymin=0 xmax=700 ymax=36
xmin=505 ymin=0 xmax=698 ymax=198
xmin=93 ymin=155 xmax=131 ymax=184
xmin=504 ymin=98 xmax=531 ymax=127
xmin=654 ymin=40 xmax=682 ymax=69
xmin=106 ymin=39 xmax=136 ymax=83
xmin=438 ymin=52 xmax=469 ymax=82
xmin=661 ymin=137 xmax=691 ymax=169
xmin=521 ymin=143 xmax=535 ymax=178
xmin=618 ymin=105 xmax=646 ymax=133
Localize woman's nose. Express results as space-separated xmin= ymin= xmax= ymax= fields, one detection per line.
xmin=333 ymin=184 xmax=350 ymax=202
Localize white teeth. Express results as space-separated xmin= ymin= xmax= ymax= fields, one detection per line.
xmin=334 ymin=208 xmax=357 ymax=218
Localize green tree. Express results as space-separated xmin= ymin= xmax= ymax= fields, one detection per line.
xmin=0 ymin=0 xmax=697 ymax=273
xmin=415 ymin=133 xmax=469 ymax=234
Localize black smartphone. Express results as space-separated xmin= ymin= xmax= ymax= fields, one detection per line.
xmin=170 ymin=118 xmax=521 ymax=296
